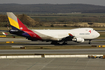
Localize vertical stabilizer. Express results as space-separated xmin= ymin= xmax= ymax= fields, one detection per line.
xmin=7 ymin=12 xmax=28 ymax=31
xmin=7 ymin=12 xmax=42 ymax=40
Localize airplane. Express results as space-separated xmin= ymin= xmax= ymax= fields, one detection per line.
xmin=6 ymin=12 xmax=100 ymax=45
xmin=2 ymin=32 xmax=8 ymax=35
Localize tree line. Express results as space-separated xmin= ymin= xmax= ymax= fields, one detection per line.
xmin=0 ymin=14 xmax=105 ymax=27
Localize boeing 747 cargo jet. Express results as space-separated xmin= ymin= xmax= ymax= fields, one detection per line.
xmin=7 ymin=12 xmax=100 ymax=45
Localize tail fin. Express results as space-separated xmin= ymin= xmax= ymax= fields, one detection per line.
xmin=2 ymin=32 xmax=8 ymax=35
xmin=7 ymin=12 xmax=28 ymax=31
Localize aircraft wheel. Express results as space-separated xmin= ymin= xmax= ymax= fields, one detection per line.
xmin=89 ymin=40 xmax=91 ymax=44
xmin=51 ymin=41 xmax=59 ymax=45
xmin=62 ymin=41 xmax=67 ymax=45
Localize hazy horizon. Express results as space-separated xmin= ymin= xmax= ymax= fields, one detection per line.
xmin=0 ymin=0 xmax=105 ymax=6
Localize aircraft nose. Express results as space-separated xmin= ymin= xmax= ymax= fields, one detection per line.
xmin=96 ymin=32 xmax=100 ymax=38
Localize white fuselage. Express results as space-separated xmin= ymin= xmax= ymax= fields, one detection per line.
xmin=32 ymin=28 xmax=100 ymax=41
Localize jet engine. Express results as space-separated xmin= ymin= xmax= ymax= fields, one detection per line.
xmin=72 ymin=37 xmax=84 ymax=43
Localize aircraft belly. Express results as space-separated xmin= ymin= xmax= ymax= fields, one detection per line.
xmin=34 ymin=30 xmax=69 ymax=41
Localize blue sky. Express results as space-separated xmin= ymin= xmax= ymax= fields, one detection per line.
xmin=1 ymin=0 xmax=105 ymax=6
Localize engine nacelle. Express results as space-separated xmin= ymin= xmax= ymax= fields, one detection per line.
xmin=72 ymin=38 xmax=84 ymax=43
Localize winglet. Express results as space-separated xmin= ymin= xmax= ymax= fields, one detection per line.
xmin=7 ymin=12 xmax=28 ymax=31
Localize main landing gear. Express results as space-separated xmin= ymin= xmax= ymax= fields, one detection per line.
xmin=88 ymin=40 xmax=91 ymax=44
xmin=51 ymin=41 xmax=59 ymax=45
xmin=51 ymin=41 xmax=67 ymax=45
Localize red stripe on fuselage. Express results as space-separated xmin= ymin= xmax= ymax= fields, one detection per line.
xmin=17 ymin=18 xmax=42 ymax=40
xmin=24 ymin=29 xmax=42 ymax=40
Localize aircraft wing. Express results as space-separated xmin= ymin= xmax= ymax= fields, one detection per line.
xmin=60 ymin=33 xmax=74 ymax=41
